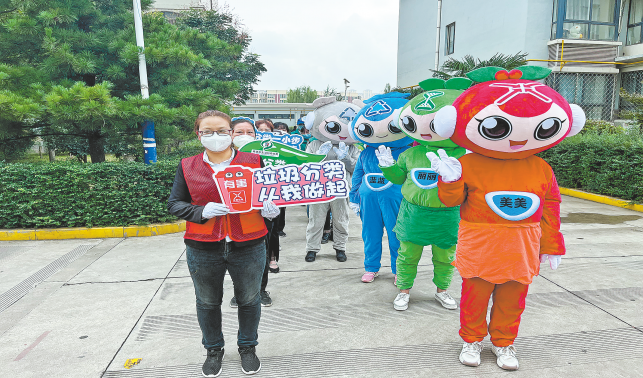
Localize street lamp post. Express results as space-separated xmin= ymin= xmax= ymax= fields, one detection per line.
xmin=133 ymin=0 xmax=157 ymax=164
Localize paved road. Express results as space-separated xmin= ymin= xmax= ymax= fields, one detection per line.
xmin=1 ymin=196 xmax=642 ymax=377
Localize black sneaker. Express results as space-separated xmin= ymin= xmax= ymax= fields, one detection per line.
xmin=305 ymin=251 xmax=316 ymax=262
xmin=230 ymin=297 xmax=238 ymax=308
xmin=260 ymin=291 xmax=272 ymax=307
xmin=278 ymin=231 xmax=286 ymax=237
xmin=321 ymin=232 xmax=331 ymax=244
xmin=239 ymin=346 xmax=261 ymax=375
xmin=202 ymin=348 xmax=224 ymax=377
xmin=335 ymin=249 xmax=347 ymax=262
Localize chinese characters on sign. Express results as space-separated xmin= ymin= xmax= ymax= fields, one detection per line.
xmin=498 ymin=197 xmax=528 ymax=209
xmin=256 ymin=131 xmax=304 ymax=149
xmin=239 ymin=140 xmax=325 ymax=167
xmin=214 ymin=162 xmax=349 ymax=213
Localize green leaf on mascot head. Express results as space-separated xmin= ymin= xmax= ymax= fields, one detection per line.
xmin=445 ymin=77 xmax=473 ymax=90
xmin=419 ymin=78 xmax=446 ymax=91
xmin=465 ymin=66 xmax=506 ymax=83
xmin=517 ymin=65 xmax=552 ymax=80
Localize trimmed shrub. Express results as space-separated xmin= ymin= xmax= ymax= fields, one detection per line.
xmin=0 ymin=159 xmax=183 ymax=229
xmin=539 ymin=131 xmax=643 ymax=203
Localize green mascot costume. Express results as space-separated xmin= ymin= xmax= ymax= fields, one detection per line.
xmin=374 ymin=77 xmax=472 ymax=311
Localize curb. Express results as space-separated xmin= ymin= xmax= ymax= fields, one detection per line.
xmin=560 ymin=188 xmax=643 ymax=213
xmin=1 ymin=188 xmax=641 ymax=241
xmin=0 ymin=221 xmax=186 ymax=241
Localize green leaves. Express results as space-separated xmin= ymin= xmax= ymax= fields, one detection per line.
xmin=0 ymin=160 xmax=181 ymax=228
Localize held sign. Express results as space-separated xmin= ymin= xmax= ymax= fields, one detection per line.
xmin=240 ymin=140 xmax=325 ymax=167
xmin=214 ymin=162 xmax=349 ymax=213
xmin=256 ymin=131 xmax=304 ymax=149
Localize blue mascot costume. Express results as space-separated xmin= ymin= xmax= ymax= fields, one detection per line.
xmin=349 ymin=92 xmax=412 ymax=283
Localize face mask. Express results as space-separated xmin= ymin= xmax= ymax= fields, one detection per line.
xmin=303 ymin=134 xmax=312 ymax=140
xmin=233 ymin=135 xmax=255 ymax=149
xmin=201 ymin=133 xmax=232 ymax=152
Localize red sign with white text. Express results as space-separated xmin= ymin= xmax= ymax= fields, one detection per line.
xmin=214 ymin=162 xmax=349 ymax=213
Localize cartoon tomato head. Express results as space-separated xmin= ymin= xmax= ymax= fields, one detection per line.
xmin=349 ymin=92 xmax=413 ymax=148
xmin=433 ymin=67 xmax=586 ymax=160
xmin=214 ymin=165 xmax=255 ymax=212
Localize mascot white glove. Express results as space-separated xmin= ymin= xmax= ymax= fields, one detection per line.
xmin=316 ymin=141 xmax=333 ymax=155
xmin=333 ymin=142 xmax=349 ymax=160
xmin=202 ymin=202 xmax=230 ymax=219
xmin=375 ymin=145 xmax=395 ymax=167
xmin=349 ymin=202 xmax=360 ymax=216
xmin=540 ymin=254 xmax=561 ymax=270
xmin=426 ymin=149 xmax=462 ymax=183
xmin=261 ymin=200 xmax=281 ymax=220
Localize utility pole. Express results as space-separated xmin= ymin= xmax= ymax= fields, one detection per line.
xmin=133 ymin=0 xmax=157 ymax=164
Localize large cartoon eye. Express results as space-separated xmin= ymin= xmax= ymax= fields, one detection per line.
xmin=235 ymin=171 xmax=244 ymax=177
xmin=429 ymin=120 xmax=436 ymax=134
xmin=534 ymin=117 xmax=563 ymax=141
xmin=325 ymin=121 xmax=342 ymax=134
xmin=401 ymin=116 xmax=416 ymax=133
xmin=478 ymin=116 xmax=512 ymax=140
xmin=357 ymin=123 xmax=373 ymax=138
xmin=225 ymin=172 xmax=233 ymax=178
xmin=388 ymin=120 xmax=403 ymax=134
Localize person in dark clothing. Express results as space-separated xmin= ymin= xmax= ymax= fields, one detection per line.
xmin=167 ymin=110 xmax=279 ymax=377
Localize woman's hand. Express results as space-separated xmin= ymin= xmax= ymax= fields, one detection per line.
xmin=202 ymin=202 xmax=230 ymax=219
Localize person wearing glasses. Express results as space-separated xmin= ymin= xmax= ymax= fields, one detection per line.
xmin=167 ymin=110 xmax=280 ymax=377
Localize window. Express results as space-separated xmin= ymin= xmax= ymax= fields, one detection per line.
xmin=551 ymin=0 xmax=619 ymax=41
xmin=258 ymin=114 xmax=294 ymax=120
xmin=445 ymin=23 xmax=455 ymax=55
xmin=627 ymin=0 xmax=643 ymax=45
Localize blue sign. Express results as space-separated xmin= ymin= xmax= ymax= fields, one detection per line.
xmin=256 ymin=131 xmax=304 ymax=149
xmin=410 ymin=168 xmax=439 ymax=189
xmin=485 ymin=191 xmax=540 ymax=221
xmin=364 ymin=173 xmax=393 ymax=192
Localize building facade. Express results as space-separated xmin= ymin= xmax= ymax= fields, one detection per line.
xmin=230 ymin=103 xmax=315 ymax=128
xmin=246 ymin=89 xmax=380 ymax=104
xmin=397 ymin=0 xmax=643 ymax=121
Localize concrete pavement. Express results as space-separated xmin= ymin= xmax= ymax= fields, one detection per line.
xmin=1 ymin=196 xmax=642 ymax=377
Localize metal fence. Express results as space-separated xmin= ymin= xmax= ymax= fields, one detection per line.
xmin=545 ymin=72 xmax=617 ymax=121
xmin=619 ymin=70 xmax=643 ymax=115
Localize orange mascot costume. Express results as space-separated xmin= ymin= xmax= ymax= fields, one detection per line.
xmin=428 ymin=66 xmax=586 ymax=371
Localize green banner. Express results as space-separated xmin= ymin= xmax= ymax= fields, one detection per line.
xmin=240 ymin=140 xmax=326 ymax=166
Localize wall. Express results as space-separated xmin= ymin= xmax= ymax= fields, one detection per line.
xmin=397 ymin=0 xmax=553 ymax=87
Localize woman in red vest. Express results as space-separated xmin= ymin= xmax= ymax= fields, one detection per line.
xmin=167 ymin=110 xmax=279 ymax=377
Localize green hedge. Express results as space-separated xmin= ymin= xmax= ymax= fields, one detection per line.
xmin=0 ymin=160 xmax=182 ymax=229
xmin=538 ymin=131 xmax=643 ymax=203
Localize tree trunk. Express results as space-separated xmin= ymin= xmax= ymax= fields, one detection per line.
xmin=88 ymin=134 xmax=106 ymax=163
xmin=48 ymin=148 xmax=56 ymax=162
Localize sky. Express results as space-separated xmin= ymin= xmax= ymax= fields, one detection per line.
xmin=220 ymin=0 xmax=399 ymax=93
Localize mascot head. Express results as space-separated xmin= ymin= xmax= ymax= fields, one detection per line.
xmin=303 ymin=97 xmax=363 ymax=145
xmin=432 ymin=66 xmax=586 ymax=160
xmin=349 ymin=92 xmax=412 ymax=148
xmin=397 ymin=77 xmax=472 ymax=147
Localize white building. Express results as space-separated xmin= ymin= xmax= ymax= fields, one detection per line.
xmin=231 ymin=103 xmax=315 ymax=128
xmin=397 ymin=0 xmax=643 ymax=120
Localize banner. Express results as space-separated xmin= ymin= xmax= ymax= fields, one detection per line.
xmin=214 ymin=162 xmax=349 ymax=213
xmin=240 ymin=139 xmax=325 ymax=166
xmin=256 ymin=130 xmax=304 ymax=149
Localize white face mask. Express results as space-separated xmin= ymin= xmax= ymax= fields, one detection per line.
xmin=233 ymin=135 xmax=255 ymax=149
xmin=201 ymin=133 xmax=232 ymax=152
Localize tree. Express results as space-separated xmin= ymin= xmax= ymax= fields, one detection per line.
xmin=431 ymin=52 xmax=528 ymax=80
xmin=286 ymin=86 xmax=318 ymax=103
xmin=0 ymin=1 xmax=265 ymax=162
xmin=322 ymin=85 xmax=343 ymax=101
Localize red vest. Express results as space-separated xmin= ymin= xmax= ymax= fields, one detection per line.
xmin=182 ymin=151 xmax=267 ymax=242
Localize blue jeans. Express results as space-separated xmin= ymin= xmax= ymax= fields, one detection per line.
xmin=186 ymin=240 xmax=265 ymax=349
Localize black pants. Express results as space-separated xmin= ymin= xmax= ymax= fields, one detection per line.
xmin=261 ymin=217 xmax=279 ymax=292
xmin=324 ymin=209 xmax=332 ymax=231
xmin=276 ymin=208 xmax=286 ymax=233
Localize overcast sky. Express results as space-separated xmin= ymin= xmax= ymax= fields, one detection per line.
xmin=221 ymin=0 xmax=399 ymax=93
